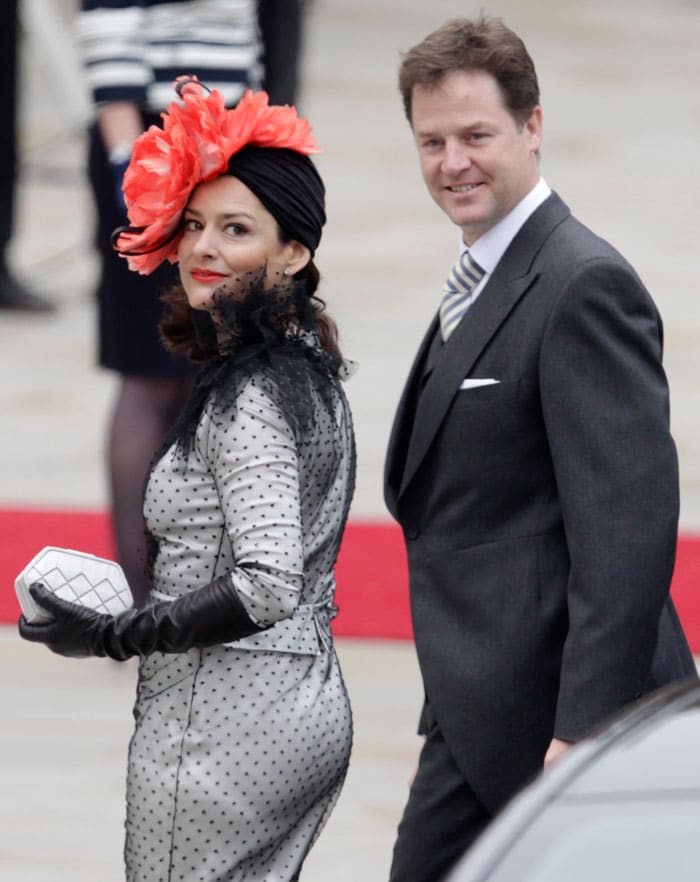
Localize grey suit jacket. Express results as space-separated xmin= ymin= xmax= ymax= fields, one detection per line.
xmin=384 ymin=193 xmax=697 ymax=811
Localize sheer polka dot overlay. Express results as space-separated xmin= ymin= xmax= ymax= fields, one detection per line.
xmin=129 ymin=368 xmax=356 ymax=881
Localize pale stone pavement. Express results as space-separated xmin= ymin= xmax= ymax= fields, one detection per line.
xmin=1 ymin=1 xmax=699 ymax=879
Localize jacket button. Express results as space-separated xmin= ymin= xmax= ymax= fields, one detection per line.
xmin=405 ymin=524 xmax=420 ymax=540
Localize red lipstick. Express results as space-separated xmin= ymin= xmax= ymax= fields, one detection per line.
xmin=190 ymin=267 xmax=227 ymax=283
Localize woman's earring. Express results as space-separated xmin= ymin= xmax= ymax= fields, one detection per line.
xmin=283 ymin=267 xmax=292 ymax=276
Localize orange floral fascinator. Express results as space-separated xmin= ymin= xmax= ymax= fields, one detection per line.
xmin=113 ymin=76 xmax=320 ymax=275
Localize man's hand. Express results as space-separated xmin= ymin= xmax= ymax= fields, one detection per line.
xmin=544 ymin=737 xmax=573 ymax=768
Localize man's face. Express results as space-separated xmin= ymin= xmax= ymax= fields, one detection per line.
xmin=411 ymin=69 xmax=542 ymax=245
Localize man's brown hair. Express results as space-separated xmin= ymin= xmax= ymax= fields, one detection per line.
xmin=399 ymin=16 xmax=540 ymax=128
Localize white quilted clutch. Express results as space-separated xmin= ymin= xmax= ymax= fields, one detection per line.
xmin=15 ymin=546 xmax=133 ymax=624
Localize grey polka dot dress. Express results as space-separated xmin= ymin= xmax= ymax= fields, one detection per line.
xmin=128 ymin=355 xmax=356 ymax=881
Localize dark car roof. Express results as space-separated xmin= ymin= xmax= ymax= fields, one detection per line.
xmin=445 ymin=678 xmax=700 ymax=882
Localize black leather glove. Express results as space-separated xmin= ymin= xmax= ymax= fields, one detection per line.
xmin=18 ymin=577 xmax=265 ymax=661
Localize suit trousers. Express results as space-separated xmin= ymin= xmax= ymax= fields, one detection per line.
xmin=389 ymin=721 xmax=492 ymax=882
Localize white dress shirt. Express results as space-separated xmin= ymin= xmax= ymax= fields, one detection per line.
xmin=458 ymin=177 xmax=552 ymax=306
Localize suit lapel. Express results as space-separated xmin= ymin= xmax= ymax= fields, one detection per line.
xmin=384 ymin=316 xmax=438 ymax=516
xmin=399 ymin=274 xmax=536 ymax=497
xmin=396 ymin=192 xmax=570 ymax=500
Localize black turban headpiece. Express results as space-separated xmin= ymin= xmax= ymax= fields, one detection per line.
xmin=227 ymin=145 xmax=326 ymax=255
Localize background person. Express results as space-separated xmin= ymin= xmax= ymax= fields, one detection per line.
xmin=20 ymin=78 xmax=355 ymax=882
xmin=77 ymin=0 xmax=308 ymax=605
xmin=0 ymin=0 xmax=54 ymax=312
xmin=383 ymin=16 xmax=698 ymax=881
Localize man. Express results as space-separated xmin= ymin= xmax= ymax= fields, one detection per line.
xmin=384 ymin=17 xmax=697 ymax=882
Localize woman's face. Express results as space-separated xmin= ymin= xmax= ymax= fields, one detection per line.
xmin=177 ymin=175 xmax=310 ymax=314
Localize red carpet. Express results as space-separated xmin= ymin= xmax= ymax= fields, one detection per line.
xmin=1 ymin=508 xmax=698 ymax=651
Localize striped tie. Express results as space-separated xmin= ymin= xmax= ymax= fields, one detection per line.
xmin=439 ymin=250 xmax=485 ymax=342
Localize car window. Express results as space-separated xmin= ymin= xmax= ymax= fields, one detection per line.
xmin=480 ymin=801 xmax=700 ymax=882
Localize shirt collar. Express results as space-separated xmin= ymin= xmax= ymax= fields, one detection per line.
xmin=464 ymin=178 xmax=551 ymax=273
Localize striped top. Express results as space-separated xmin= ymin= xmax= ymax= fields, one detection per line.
xmin=77 ymin=0 xmax=263 ymax=111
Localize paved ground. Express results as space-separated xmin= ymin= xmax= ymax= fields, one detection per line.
xmin=2 ymin=0 xmax=699 ymax=879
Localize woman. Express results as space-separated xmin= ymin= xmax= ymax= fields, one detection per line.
xmin=19 ymin=78 xmax=356 ymax=882
xmin=77 ymin=0 xmax=308 ymax=605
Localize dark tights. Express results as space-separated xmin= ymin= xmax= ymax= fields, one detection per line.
xmin=107 ymin=376 xmax=192 ymax=607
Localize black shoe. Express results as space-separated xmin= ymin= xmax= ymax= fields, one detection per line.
xmin=0 ymin=271 xmax=55 ymax=312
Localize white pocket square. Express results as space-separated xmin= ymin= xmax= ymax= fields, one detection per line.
xmin=459 ymin=378 xmax=500 ymax=389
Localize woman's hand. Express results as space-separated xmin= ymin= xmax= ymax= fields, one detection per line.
xmin=18 ymin=575 xmax=264 ymax=661
xmin=18 ymin=583 xmax=108 ymax=657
